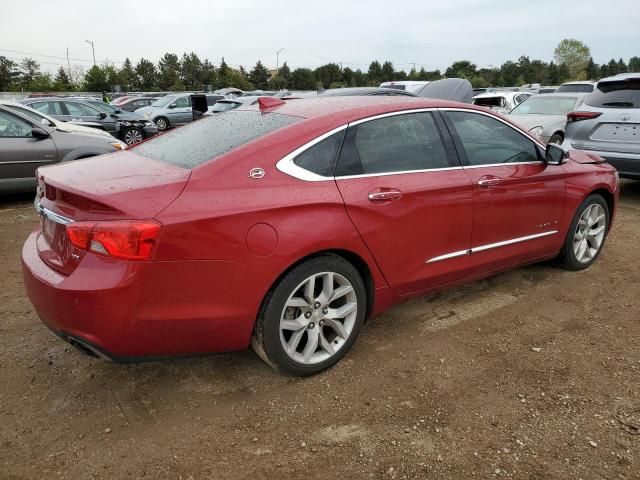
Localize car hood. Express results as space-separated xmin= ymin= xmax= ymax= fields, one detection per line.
xmin=54 ymin=121 xmax=112 ymax=137
xmin=506 ymin=114 xmax=565 ymax=131
xmin=110 ymin=110 xmax=147 ymax=121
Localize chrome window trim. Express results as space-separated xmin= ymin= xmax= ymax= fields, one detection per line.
xmin=275 ymin=106 xmax=546 ymax=182
xmin=34 ymin=202 xmax=73 ymax=225
xmin=425 ymin=230 xmax=558 ymax=263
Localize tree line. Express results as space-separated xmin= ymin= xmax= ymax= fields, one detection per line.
xmin=1 ymin=39 xmax=638 ymax=93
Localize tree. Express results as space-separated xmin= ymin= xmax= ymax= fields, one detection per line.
xmin=0 ymin=56 xmax=20 ymax=91
xmin=29 ymin=73 xmax=54 ymax=92
xmin=352 ymin=69 xmax=367 ymax=86
xmin=607 ymin=58 xmax=619 ymax=75
xmin=117 ymin=58 xmax=137 ymax=91
xmin=158 ymin=53 xmax=181 ymax=90
xmin=20 ymin=57 xmax=40 ymax=89
xmin=547 ymin=61 xmax=560 ymax=85
xmin=135 ymin=58 xmax=157 ymax=90
xmin=225 ymin=68 xmax=253 ymax=90
xmin=381 ymin=61 xmax=395 ymax=82
xmin=446 ymin=60 xmax=477 ymax=80
xmin=367 ymin=61 xmax=382 ymax=85
xmin=84 ymin=65 xmax=109 ymax=92
xmin=291 ymin=68 xmax=316 ymax=90
xmin=217 ymin=57 xmax=230 ymax=87
xmin=181 ymin=52 xmax=203 ymax=90
xmin=585 ymin=57 xmax=599 ymax=80
xmin=54 ymin=67 xmax=72 ymax=91
xmin=247 ymin=61 xmax=269 ymax=89
xmin=617 ymin=58 xmax=628 ymax=74
xmin=278 ymin=62 xmax=291 ymax=84
xmin=629 ymin=56 xmax=640 ymax=72
xmin=200 ymin=59 xmax=217 ymax=89
xmin=553 ymin=39 xmax=590 ymax=79
xmin=314 ymin=63 xmax=342 ymax=88
xmin=268 ymin=75 xmax=288 ymax=90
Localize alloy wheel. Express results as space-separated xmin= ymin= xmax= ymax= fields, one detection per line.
xmin=573 ymin=203 xmax=606 ymax=263
xmin=279 ymin=272 xmax=357 ymax=365
xmin=155 ymin=118 xmax=168 ymax=130
xmin=124 ymin=128 xmax=143 ymax=145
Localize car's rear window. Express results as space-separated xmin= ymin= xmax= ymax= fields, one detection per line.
xmin=473 ymin=96 xmax=505 ymax=107
xmin=134 ymin=110 xmax=300 ymax=168
xmin=556 ymin=84 xmax=594 ymax=93
xmin=586 ymin=79 xmax=640 ymax=108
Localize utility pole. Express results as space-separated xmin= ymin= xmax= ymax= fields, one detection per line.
xmin=66 ymin=48 xmax=71 ymax=78
xmin=276 ymin=48 xmax=284 ymax=70
xmin=85 ymin=40 xmax=95 ymax=66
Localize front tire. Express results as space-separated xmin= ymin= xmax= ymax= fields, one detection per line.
xmin=559 ymin=194 xmax=609 ymax=270
xmin=155 ymin=117 xmax=169 ymax=131
xmin=549 ymin=133 xmax=564 ymax=144
xmin=251 ymin=256 xmax=366 ymax=376
xmin=122 ymin=126 xmax=144 ymax=145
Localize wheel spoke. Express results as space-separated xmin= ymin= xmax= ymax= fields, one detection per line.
xmin=329 ymin=285 xmax=353 ymax=303
xmin=592 ymin=214 xmax=605 ymax=226
xmin=286 ymin=297 xmax=310 ymax=308
xmin=303 ymin=276 xmax=316 ymax=304
xmin=287 ymin=328 xmax=306 ymax=354
xmin=281 ymin=315 xmax=307 ymax=331
xmin=302 ymin=328 xmax=319 ymax=362
xmin=588 ymin=225 xmax=605 ymax=237
xmin=576 ymin=239 xmax=587 ymax=261
xmin=317 ymin=273 xmax=334 ymax=304
xmin=327 ymin=302 xmax=356 ymax=320
xmin=318 ymin=329 xmax=335 ymax=355
xmin=324 ymin=318 xmax=348 ymax=339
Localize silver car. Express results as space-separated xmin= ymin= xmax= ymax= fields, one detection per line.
xmin=563 ymin=73 xmax=640 ymax=179
xmin=506 ymin=93 xmax=588 ymax=144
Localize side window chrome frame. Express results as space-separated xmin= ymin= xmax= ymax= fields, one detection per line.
xmin=276 ymin=107 xmax=546 ymax=182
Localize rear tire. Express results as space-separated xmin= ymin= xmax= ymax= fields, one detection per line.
xmin=559 ymin=194 xmax=609 ymax=271
xmin=549 ymin=133 xmax=564 ymax=144
xmin=251 ymin=256 xmax=366 ymax=376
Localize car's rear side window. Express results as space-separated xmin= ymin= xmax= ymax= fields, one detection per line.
xmin=134 ymin=111 xmax=300 ymax=168
xmin=586 ymin=79 xmax=640 ymax=108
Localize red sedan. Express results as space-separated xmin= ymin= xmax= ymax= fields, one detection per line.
xmin=22 ymin=96 xmax=619 ymax=376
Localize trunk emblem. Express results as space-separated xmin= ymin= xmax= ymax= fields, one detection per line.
xmin=249 ymin=168 xmax=265 ymax=179
xmin=620 ymin=113 xmax=631 ymax=122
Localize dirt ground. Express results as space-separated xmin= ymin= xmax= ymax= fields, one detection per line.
xmin=1 ymin=182 xmax=639 ymax=480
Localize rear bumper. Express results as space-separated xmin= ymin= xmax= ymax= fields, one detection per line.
xmin=21 ymin=231 xmax=274 ymax=360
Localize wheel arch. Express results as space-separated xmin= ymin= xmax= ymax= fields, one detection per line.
xmin=261 ymin=249 xmax=376 ymax=322
xmin=587 ymin=187 xmax=615 ymax=226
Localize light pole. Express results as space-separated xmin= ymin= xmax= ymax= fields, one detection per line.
xmin=85 ymin=40 xmax=96 ymax=66
xmin=276 ymin=48 xmax=284 ymax=71
xmin=66 ymin=47 xmax=71 ymax=78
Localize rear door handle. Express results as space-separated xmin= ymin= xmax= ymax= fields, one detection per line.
xmin=477 ymin=176 xmax=503 ymax=187
xmin=368 ymin=188 xmax=402 ymax=203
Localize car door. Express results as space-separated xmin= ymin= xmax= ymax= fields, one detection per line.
xmin=334 ymin=111 xmax=474 ymax=296
xmin=442 ymin=109 xmax=565 ymax=274
xmin=171 ymin=95 xmax=193 ymax=124
xmin=0 ymin=109 xmax=57 ymax=186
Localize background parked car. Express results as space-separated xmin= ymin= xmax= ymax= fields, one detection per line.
xmin=205 ymin=96 xmax=263 ymax=115
xmin=20 ymin=97 xmax=157 ymax=145
xmin=0 ymin=105 xmax=125 ymax=193
xmin=506 ymin=93 xmax=588 ymax=144
xmin=319 ymin=87 xmax=417 ymax=97
xmin=563 ymin=73 xmax=640 ymax=179
xmin=136 ymin=94 xmax=196 ymax=131
xmin=472 ymin=91 xmax=533 ymax=113
xmin=556 ymin=81 xmax=597 ymax=93
xmin=379 ymin=81 xmax=430 ymax=93
xmin=0 ymin=100 xmax=113 ymax=139
xmin=115 ymin=96 xmax=159 ymax=112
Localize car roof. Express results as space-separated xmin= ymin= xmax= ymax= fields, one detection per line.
xmin=320 ymin=87 xmax=416 ymax=96
xmin=600 ymin=72 xmax=640 ymax=83
xmin=473 ymin=91 xmax=524 ymax=99
xmin=560 ymin=81 xmax=596 ymax=85
xmin=236 ymin=96 xmax=483 ymax=124
xmin=527 ymin=92 xmax=585 ymax=98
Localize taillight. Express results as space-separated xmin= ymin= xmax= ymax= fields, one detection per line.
xmin=567 ymin=111 xmax=602 ymax=123
xmin=66 ymin=220 xmax=161 ymax=260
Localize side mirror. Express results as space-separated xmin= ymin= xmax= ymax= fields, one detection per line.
xmin=98 ymin=112 xmax=107 ymax=119
xmin=31 ymin=126 xmax=50 ymax=140
xmin=545 ymin=143 xmax=568 ymax=166
xmin=168 ymin=103 xmax=177 ymax=109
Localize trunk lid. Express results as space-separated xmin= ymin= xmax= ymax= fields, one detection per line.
xmin=35 ymin=151 xmax=190 ymax=275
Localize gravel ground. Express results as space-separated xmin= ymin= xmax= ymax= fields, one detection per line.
xmin=1 ymin=181 xmax=639 ymax=480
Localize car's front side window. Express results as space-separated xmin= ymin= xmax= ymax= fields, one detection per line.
xmin=65 ymin=102 xmax=99 ymax=116
xmin=446 ymin=111 xmax=540 ymax=166
xmin=335 ymin=112 xmax=450 ymax=176
xmin=0 ymin=111 xmax=33 ymax=138
xmin=174 ymin=97 xmax=191 ymax=108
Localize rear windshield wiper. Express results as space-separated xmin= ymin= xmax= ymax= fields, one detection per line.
xmin=601 ymin=101 xmax=635 ymax=107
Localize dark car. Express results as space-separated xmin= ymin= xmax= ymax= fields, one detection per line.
xmin=113 ymin=97 xmax=159 ymax=112
xmin=0 ymin=104 xmax=125 ymax=193
xmin=20 ymin=97 xmax=157 ymax=146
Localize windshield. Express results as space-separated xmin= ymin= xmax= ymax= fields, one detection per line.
xmin=134 ymin=110 xmax=300 ymax=168
xmin=510 ymin=96 xmax=577 ymax=115
xmin=586 ymin=79 xmax=640 ymax=108
xmin=7 ymin=105 xmax=54 ymax=125
xmin=151 ymin=95 xmax=178 ymax=108
xmin=210 ymin=101 xmax=240 ymax=112
xmin=556 ymin=84 xmax=594 ymax=93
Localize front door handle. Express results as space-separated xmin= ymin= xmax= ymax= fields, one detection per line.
xmin=477 ymin=176 xmax=503 ymax=187
xmin=368 ymin=188 xmax=402 ymax=203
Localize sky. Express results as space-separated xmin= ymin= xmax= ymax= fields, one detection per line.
xmin=1 ymin=0 xmax=639 ymax=74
